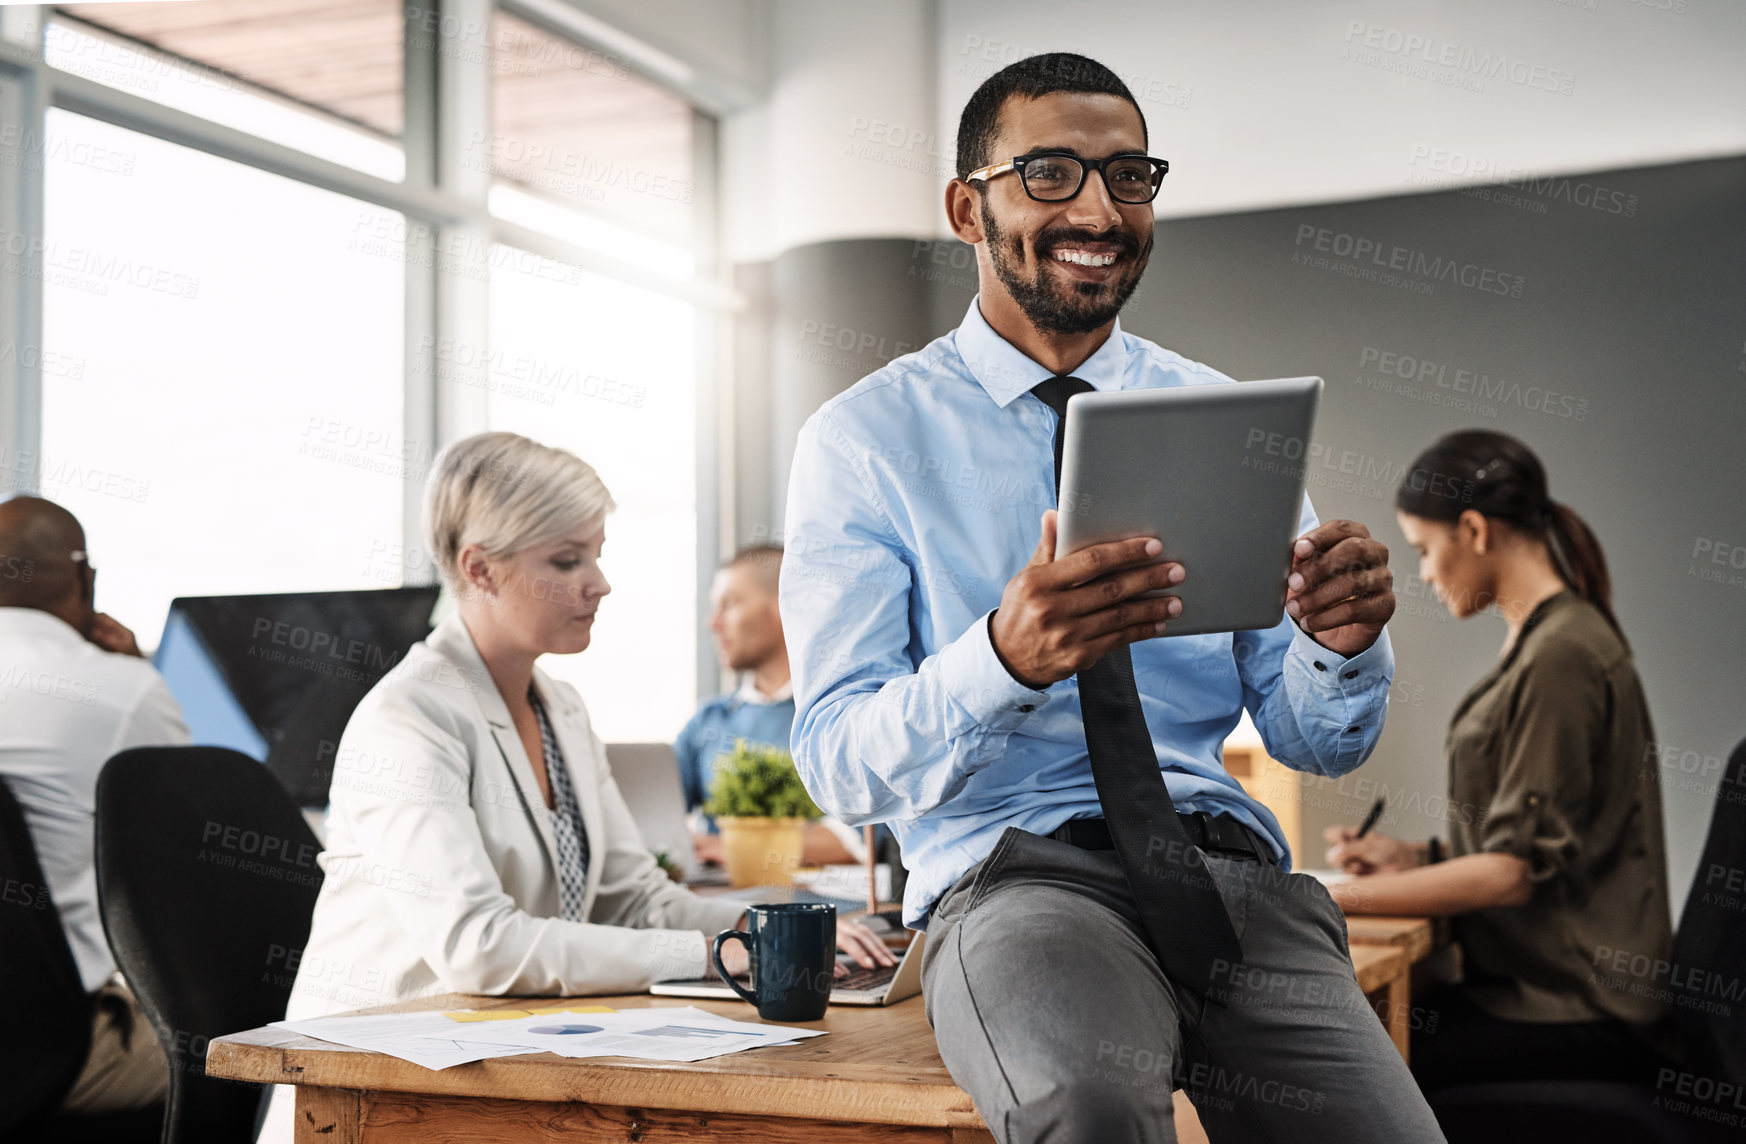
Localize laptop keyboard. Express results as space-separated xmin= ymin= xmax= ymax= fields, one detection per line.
xmin=834 ymin=962 xmax=899 ymax=992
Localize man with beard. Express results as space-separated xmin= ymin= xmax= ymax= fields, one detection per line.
xmin=779 ymin=54 xmax=1443 ymax=1142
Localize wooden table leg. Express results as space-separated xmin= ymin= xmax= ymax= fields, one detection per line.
xmin=1383 ymin=970 xmax=1411 ymax=1063
xmin=295 ymin=1087 xmax=361 ymax=1144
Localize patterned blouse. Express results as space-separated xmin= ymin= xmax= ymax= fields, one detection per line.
xmin=530 ymin=688 xmax=591 ymax=921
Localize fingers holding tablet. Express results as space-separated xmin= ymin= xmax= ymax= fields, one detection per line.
xmin=1285 ymin=520 xmax=1396 ymax=654
xmin=990 ymin=510 xmax=1185 ymax=689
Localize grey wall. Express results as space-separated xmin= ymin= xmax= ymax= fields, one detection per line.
xmin=740 ymin=154 xmax=1746 ymax=903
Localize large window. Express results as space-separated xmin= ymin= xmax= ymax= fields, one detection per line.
xmin=486 ymin=250 xmax=698 ymax=741
xmin=38 ymin=110 xmax=406 ymax=638
xmin=11 ymin=3 xmax=718 ymax=747
xmin=487 ymin=9 xmax=696 ymax=248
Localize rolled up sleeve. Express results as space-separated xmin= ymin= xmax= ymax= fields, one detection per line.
xmin=1478 ymin=646 xmax=1598 ymax=886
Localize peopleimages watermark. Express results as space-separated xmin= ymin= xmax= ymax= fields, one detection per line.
xmin=1591 ymin=945 xmax=1743 ymax=1017
xmin=0 ymin=446 xmax=151 ymax=504
xmin=1353 ymin=346 xmax=1591 ymax=421
xmin=794 ymin=319 xmax=919 ymax=374
xmin=463 ymin=131 xmax=693 ymax=204
xmin=844 ymin=116 xmax=954 ymax=180
xmin=1405 ymin=146 xmax=1639 ymax=218
xmin=1236 ymin=429 xmax=1424 ymax=503
xmin=415 ymin=335 xmax=648 ymax=410
xmin=956 ymin=35 xmax=1194 ymax=111
xmin=1341 ymin=22 xmax=1576 ymax=96
xmin=404 ymin=5 xmax=636 ymax=82
xmin=0 ymin=123 xmax=136 ymax=178
xmin=1291 ymin=225 xmax=1525 ymax=298
xmin=0 ymin=227 xmax=200 ymax=300
xmin=0 ymin=341 xmax=87 ymax=381
xmin=347 ymin=213 xmax=582 ymax=287
xmin=1689 ymin=536 xmax=1746 ymax=592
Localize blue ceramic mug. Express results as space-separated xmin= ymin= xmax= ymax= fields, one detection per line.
xmin=711 ymin=902 xmax=836 ymax=1021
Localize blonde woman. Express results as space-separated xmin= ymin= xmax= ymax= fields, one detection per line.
xmin=263 ymin=433 xmax=888 ymax=1141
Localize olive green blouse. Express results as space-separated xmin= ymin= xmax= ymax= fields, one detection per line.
xmin=1445 ymin=590 xmax=1675 ymax=1044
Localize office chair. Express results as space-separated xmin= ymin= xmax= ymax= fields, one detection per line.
xmin=0 ymin=777 xmax=162 ymax=1143
xmin=96 ymin=747 xmax=325 ymax=1144
xmin=1429 ymin=735 xmax=1746 ymax=1144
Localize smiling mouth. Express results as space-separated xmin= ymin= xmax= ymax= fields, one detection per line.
xmin=1051 ymin=248 xmax=1119 ymax=267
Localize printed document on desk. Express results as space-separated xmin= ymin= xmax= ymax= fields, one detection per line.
xmin=275 ymin=1005 xmax=822 ymax=1069
xmin=272 ymin=1010 xmax=535 ymax=1070
xmin=446 ymin=1006 xmax=823 ymax=1062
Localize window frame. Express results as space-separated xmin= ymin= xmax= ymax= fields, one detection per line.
xmin=0 ymin=0 xmax=736 ymax=705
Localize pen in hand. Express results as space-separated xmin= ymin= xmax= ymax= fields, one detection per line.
xmin=1354 ymin=796 xmax=1386 ymax=839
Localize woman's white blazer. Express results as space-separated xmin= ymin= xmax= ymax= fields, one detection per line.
xmin=282 ymin=612 xmax=746 ymax=1021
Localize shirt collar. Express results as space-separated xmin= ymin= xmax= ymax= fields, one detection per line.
xmin=735 ymin=676 xmax=794 ymax=706
xmin=953 ymin=294 xmax=1130 ymax=408
xmin=0 ymin=606 xmax=86 ymax=643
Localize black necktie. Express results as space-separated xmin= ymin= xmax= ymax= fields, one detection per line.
xmin=1029 ymin=376 xmax=1243 ymax=998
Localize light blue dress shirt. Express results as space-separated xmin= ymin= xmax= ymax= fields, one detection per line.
xmin=780 ymin=298 xmax=1395 ymax=927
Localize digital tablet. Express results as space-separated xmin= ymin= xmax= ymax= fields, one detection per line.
xmin=1056 ymin=377 xmax=1323 ymax=637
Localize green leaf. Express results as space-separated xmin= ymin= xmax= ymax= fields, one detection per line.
xmin=701 ymin=739 xmax=823 ymax=820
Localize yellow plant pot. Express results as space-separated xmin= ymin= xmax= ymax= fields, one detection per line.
xmin=716 ymin=816 xmax=808 ymax=889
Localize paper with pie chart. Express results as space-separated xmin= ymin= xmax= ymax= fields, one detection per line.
xmin=274 ymin=1005 xmax=822 ymax=1068
xmin=447 ymin=1006 xmax=823 ymax=1062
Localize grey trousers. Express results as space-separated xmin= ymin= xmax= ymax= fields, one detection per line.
xmin=920 ymin=827 xmax=1446 ymax=1144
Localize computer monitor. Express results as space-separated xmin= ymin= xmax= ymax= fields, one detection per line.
xmin=153 ymin=587 xmax=441 ymax=806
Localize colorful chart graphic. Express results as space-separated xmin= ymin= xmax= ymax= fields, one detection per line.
xmin=631 ymin=1025 xmax=736 ymax=1040
xmin=527 ymin=1024 xmax=604 ymax=1036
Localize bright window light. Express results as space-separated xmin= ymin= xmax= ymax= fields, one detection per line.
xmin=37 ymin=110 xmax=407 ymax=645
xmin=486 ymin=245 xmax=697 ymax=741
xmin=488 ymin=182 xmax=696 ymax=280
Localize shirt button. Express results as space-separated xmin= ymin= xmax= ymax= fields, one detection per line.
xmin=1313 ymin=661 xmax=1327 ymax=672
xmin=1342 ymin=670 xmax=1359 ymax=680
xmin=1018 ymin=704 xmax=1036 ymax=713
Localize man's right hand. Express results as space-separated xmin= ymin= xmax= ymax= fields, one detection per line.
xmin=988 ymin=509 xmax=1185 ymax=690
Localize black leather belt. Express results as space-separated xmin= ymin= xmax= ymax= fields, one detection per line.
xmin=1050 ymin=813 xmax=1273 ymax=864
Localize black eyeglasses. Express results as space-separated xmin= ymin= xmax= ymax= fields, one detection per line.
xmin=966 ymin=152 xmax=1170 ymax=204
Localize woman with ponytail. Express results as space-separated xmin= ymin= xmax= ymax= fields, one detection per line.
xmin=1325 ymin=429 xmax=1676 ymax=1094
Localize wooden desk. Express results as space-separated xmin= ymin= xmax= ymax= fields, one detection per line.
xmin=212 ymin=991 xmax=995 ymax=1144
xmin=1340 ymin=915 xmax=1444 ymax=1060
xmin=211 ymin=943 xmax=1416 ymax=1144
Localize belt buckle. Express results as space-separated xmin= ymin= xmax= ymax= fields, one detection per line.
xmin=1193 ymin=809 xmax=1217 ymax=850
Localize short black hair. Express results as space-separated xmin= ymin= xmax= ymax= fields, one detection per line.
xmin=955 ymin=53 xmax=1147 ymax=181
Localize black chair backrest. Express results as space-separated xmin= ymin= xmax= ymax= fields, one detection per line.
xmin=96 ymin=747 xmax=324 ymax=1144
xmin=1671 ymin=737 xmax=1746 ymax=1086
xmin=0 ymin=776 xmax=94 ymax=1139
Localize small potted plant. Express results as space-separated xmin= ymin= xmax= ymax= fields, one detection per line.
xmin=702 ymin=739 xmax=823 ymax=888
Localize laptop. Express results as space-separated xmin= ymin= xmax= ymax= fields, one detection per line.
xmin=650 ymin=932 xmax=926 ymax=1007
xmin=603 ymin=742 xmax=702 ymax=881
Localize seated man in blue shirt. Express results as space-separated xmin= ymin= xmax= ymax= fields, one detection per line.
xmin=675 ymin=545 xmax=853 ymax=867
xmin=780 ymin=54 xmax=1443 ymax=1143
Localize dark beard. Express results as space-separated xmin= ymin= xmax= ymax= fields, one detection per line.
xmin=981 ymin=198 xmax=1151 ymax=335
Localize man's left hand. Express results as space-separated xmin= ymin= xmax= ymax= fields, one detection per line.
xmin=90 ymin=613 xmax=143 ymax=657
xmin=1284 ymin=521 xmax=1393 ymax=657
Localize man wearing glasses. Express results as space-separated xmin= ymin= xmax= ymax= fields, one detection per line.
xmin=0 ymin=496 xmax=187 ymax=1116
xmin=781 ymin=54 xmax=1442 ymax=1141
